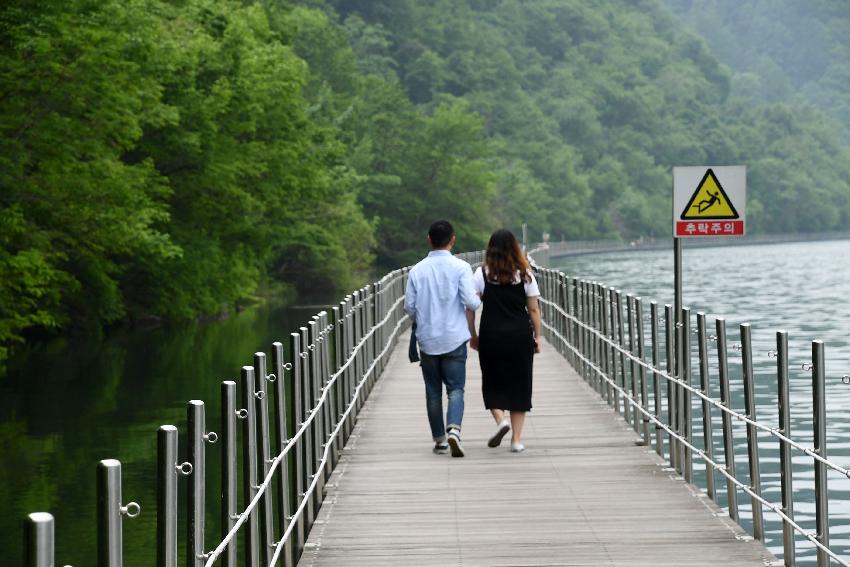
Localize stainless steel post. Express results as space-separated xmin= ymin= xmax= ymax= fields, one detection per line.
xmin=271 ymin=341 xmax=291 ymax=559
xmin=576 ymin=280 xmax=585 ymax=380
xmin=307 ymin=319 xmax=325 ymax=509
xmin=627 ymin=294 xmax=639 ymax=433
xmin=592 ymin=282 xmax=602 ymax=393
xmin=240 ymin=366 xmax=260 ymax=567
xmin=25 ymin=512 xmax=54 ymax=567
xmin=562 ymin=273 xmax=570 ymax=358
xmin=696 ymin=313 xmax=715 ymax=500
xmin=650 ymin=302 xmax=663 ymax=456
xmin=812 ymin=340 xmax=829 ymax=567
xmin=252 ymin=353 xmax=274 ymax=564
xmin=342 ymin=298 xmax=353 ymax=441
xmin=571 ymin=278 xmax=579 ymax=371
xmin=187 ymin=400 xmax=208 ymax=567
xmin=320 ymin=312 xmax=336 ymax=471
xmin=289 ymin=332 xmax=305 ymax=557
xmin=351 ymin=291 xmax=362 ymax=413
xmin=98 ymin=459 xmax=138 ymax=567
xmin=681 ymin=307 xmax=692 ymax=482
xmin=776 ymin=331 xmax=795 ymax=567
xmin=221 ymin=381 xmax=238 ymax=567
xmin=600 ymin=286 xmax=612 ymax=406
xmin=299 ymin=326 xmax=315 ymax=530
xmin=636 ymin=298 xmax=650 ymax=444
xmin=157 ymin=425 xmax=179 ymax=567
xmin=740 ymin=324 xmax=764 ymax=541
xmin=332 ymin=307 xmax=344 ymax=453
xmin=716 ymin=318 xmax=738 ymax=521
xmin=615 ymin=291 xmax=629 ymax=422
xmin=665 ymin=304 xmax=677 ymax=469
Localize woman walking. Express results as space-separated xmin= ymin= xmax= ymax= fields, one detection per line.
xmin=470 ymin=229 xmax=541 ymax=452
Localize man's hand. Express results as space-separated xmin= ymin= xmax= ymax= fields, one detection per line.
xmin=470 ymin=336 xmax=480 ymax=351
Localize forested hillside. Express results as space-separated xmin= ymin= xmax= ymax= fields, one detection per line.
xmin=664 ymin=0 xmax=850 ymax=138
xmin=3 ymin=0 xmax=850 ymax=370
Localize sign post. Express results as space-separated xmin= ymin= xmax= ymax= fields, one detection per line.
xmin=671 ymin=165 xmax=746 ymax=480
xmin=672 ymin=165 xmax=746 ymax=311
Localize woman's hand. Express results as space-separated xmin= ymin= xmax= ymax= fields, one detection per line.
xmin=534 ymin=336 xmax=541 ymax=353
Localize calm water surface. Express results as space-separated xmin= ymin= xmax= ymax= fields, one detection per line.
xmin=0 ymin=299 xmax=329 ymax=566
xmin=555 ymin=239 xmax=850 ymax=564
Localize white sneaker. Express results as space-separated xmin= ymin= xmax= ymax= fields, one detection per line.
xmin=488 ymin=419 xmax=511 ymax=448
xmin=447 ymin=430 xmax=465 ymax=457
xmin=510 ymin=442 xmax=525 ymax=453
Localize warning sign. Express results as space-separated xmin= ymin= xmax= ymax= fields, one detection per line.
xmin=673 ymin=166 xmax=745 ymax=237
xmin=681 ymin=169 xmax=739 ymax=219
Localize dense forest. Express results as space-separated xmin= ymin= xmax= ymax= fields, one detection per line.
xmin=3 ymin=0 xmax=850 ymax=370
xmin=664 ymin=0 xmax=850 ymax=139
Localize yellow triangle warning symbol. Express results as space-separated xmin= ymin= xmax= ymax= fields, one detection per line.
xmin=680 ymin=169 xmax=740 ymax=220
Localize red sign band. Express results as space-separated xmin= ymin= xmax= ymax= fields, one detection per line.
xmin=675 ymin=220 xmax=744 ymax=237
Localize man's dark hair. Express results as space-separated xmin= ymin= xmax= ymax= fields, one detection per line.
xmin=428 ymin=220 xmax=454 ymax=248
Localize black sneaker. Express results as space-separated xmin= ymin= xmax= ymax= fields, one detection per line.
xmin=488 ymin=419 xmax=511 ymax=448
xmin=447 ymin=430 xmax=465 ymax=457
xmin=433 ymin=442 xmax=449 ymax=455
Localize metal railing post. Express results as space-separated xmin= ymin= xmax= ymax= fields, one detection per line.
xmin=740 ymin=323 xmax=764 ymax=542
xmin=636 ymin=298 xmax=650 ymax=445
xmin=812 ymin=340 xmax=829 ymax=567
xmin=299 ymin=326 xmax=315 ymax=530
xmin=188 ymin=400 xmax=215 ymax=567
xmin=157 ymin=425 xmax=179 ymax=567
xmin=592 ymin=282 xmax=602 ymax=394
xmin=615 ymin=291 xmax=629 ymax=423
xmin=240 ymin=366 xmax=260 ymax=567
xmin=25 ymin=512 xmax=54 ymax=567
xmin=289 ymin=332 xmax=305 ymax=558
xmin=307 ymin=319 xmax=326 ymax=510
xmin=570 ymin=278 xmax=579 ymax=374
xmin=650 ymin=301 xmax=663 ymax=456
xmin=332 ymin=307 xmax=344 ymax=455
xmin=252 ymin=352 xmax=274 ymax=565
xmin=681 ymin=307 xmax=693 ymax=482
xmin=601 ymin=286 xmax=613 ymax=407
xmin=776 ymin=331 xmax=795 ymax=567
xmin=716 ymin=318 xmax=738 ymax=521
xmin=665 ymin=304 xmax=677 ymax=470
xmin=627 ymin=294 xmax=639 ymax=432
xmin=98 ymin=459 xmax=138 ymax=567
xmin=271 ymin=342 xmax=293 ymax=567
xmin=696 ymin=312 xmax=715 ymax=500
xmin=221 ymin=381 xmax=238 ymax=567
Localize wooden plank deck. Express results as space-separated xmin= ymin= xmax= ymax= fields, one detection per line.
xmin=299 ymin=332 xmax=775 ymax=566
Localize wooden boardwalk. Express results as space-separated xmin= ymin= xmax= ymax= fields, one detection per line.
xmin=299 ymin=332 xmax=775 ymax=566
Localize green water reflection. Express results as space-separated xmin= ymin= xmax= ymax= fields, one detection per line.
xmin=0 ymin=299 xmax=328 ymax=566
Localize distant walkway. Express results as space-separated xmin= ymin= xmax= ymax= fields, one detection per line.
xmin=298 ymin=332 xmax=774 ymax=566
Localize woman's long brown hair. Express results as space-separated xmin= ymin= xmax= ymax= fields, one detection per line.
xmin=484 ymin=229 xmax=530 ymax=284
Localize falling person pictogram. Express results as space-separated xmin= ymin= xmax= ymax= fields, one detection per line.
xmin=691 ymin=190 xmax=721 ymax=214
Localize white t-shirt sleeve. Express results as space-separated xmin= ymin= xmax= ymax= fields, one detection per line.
xmin=525 ymin=271 xmax=541 ymax=297
xmin=473 ymin=266 xmax=485 ymax=295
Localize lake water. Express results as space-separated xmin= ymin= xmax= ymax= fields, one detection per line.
xmin=0 ymin=299 xmax=329 ymax=566
xmin=553 ymin=239 xmax=850 ymax=564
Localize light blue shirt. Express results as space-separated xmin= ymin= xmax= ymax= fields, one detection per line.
xmin=404 ymin=250 xmax=481 ymax=355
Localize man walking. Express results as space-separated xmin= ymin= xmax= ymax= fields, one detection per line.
xmin=405 ymin=220 xmax=480 ymax=457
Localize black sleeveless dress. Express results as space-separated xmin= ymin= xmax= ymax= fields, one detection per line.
xmin=479 ymin=276 xmax=534 ymax=411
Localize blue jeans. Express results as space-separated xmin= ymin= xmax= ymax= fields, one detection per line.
xmin=420 ymin=342 xmax=467 ymax=442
